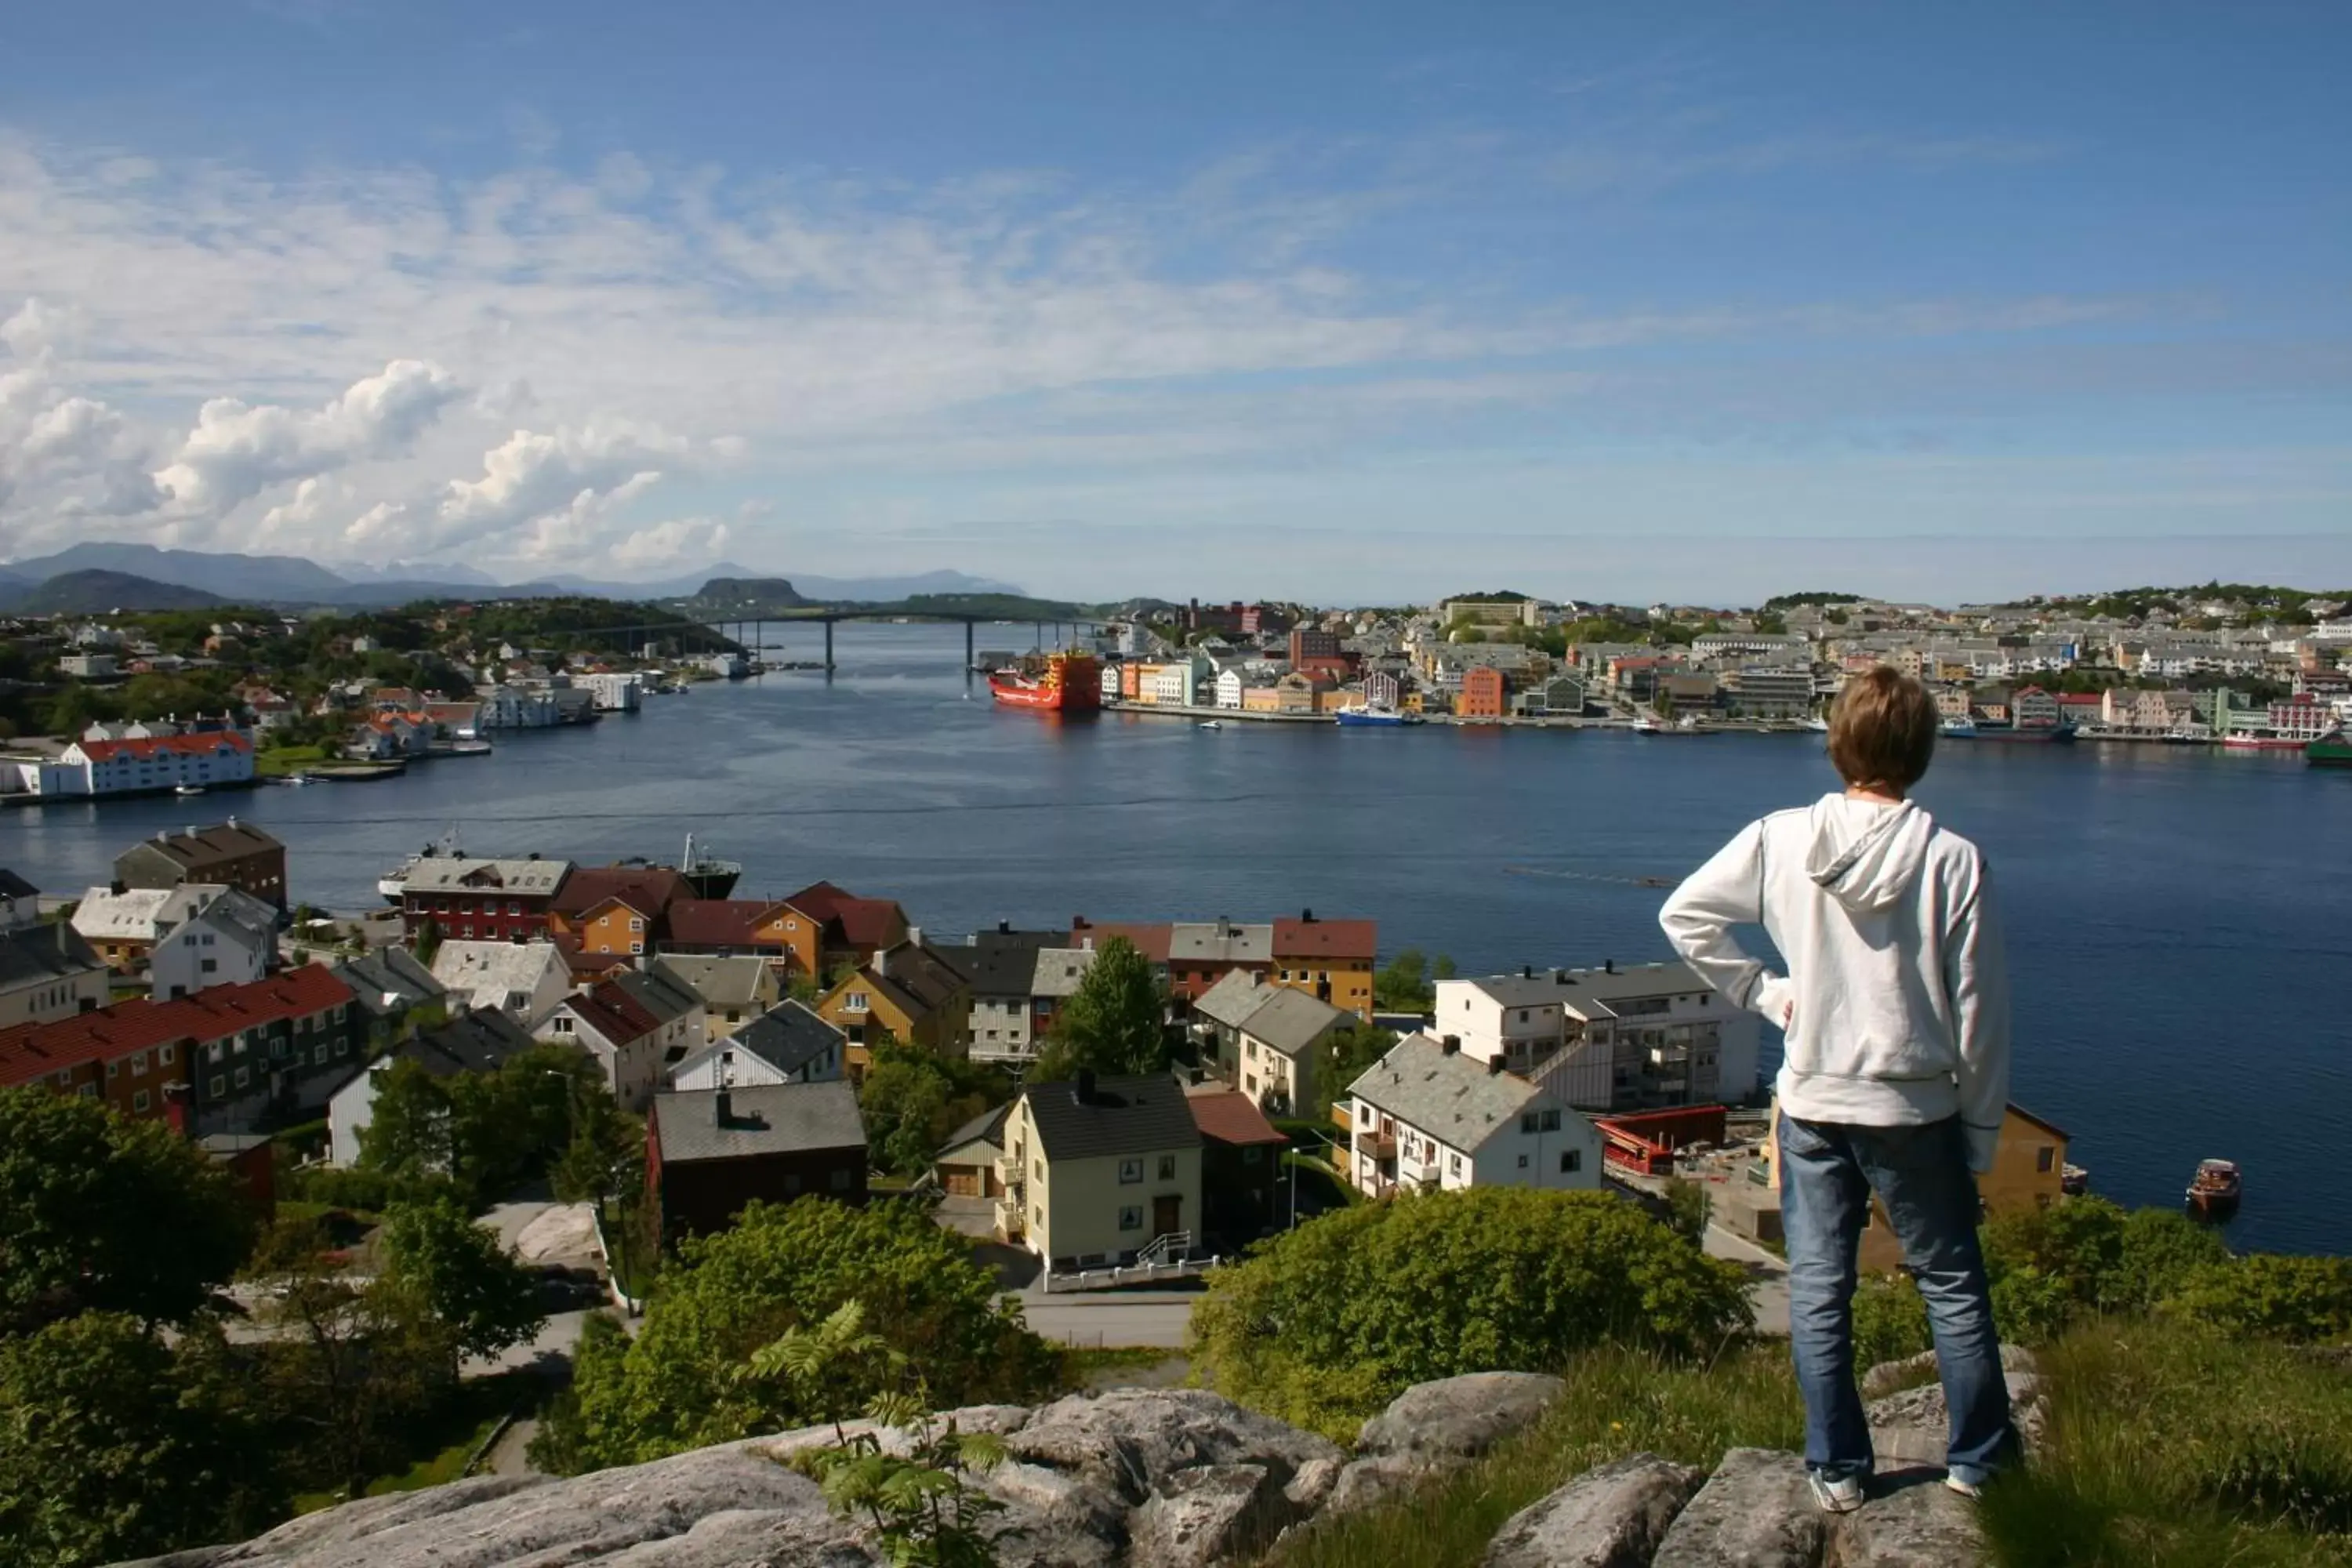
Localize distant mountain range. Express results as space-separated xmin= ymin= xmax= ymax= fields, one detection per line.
xmin=0 ymin=543 xmax=1023 ymax=612
xmin=3 ymin=568 xmax=229 ymax=615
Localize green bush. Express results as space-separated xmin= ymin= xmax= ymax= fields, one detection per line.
xmin=275 ymin=1163 xmax=458 ymax=1216
xmin=2161 ymin=1254 xmax=2352 ymax=1345
xmin=538 ymin=1198 xmax=1058 ymax=1472
xmin=1188 ymin=1189 xmax=1751 ymax=1441
xmin=1849 ymin=1272 xmax=1932 ymax=1367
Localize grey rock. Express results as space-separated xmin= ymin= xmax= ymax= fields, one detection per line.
xmin=1858 ymin=1345 xmax=2038 ymax=1402
xmin=120 ymin=1445 xmax=855 ymax=1568
xmin=1127 ymin=1464 xmax=1296 ymax=1568
xmin=1323 ymin=1454 xmax=1439 ymax=1516
xmin=978 ymin=1461 xmax=1129 ymax=1568
xmin=1826 ymin=1469 xmax=1987 ymax=1566
xmin=1482 ymin=1452 xmax=1707 ymax=1568
xmin=1357 ymin=1372 xmax=1566 ymax=1462
xmin=1283 ymin=1456 xmax=1343 ymax=1514
xmin=1650 ymin=1448 xmax=1828 ymax=1568
xmin=1866 ymin=1370 xmax=2045 ymax=1469
xmin=1006 ymin=1388 xmax=1341 ymax=1506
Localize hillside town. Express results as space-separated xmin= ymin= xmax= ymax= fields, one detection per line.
xmin=5 ymin=583 xmax=2350 ymax=803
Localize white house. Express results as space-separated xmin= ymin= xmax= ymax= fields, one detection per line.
xmin=1147 ymin=663 xmax=1196 ymax=706
xmin=1214 ymin=669 xmax=1245 ymax=710
xmin=580 ymin=672 xmax=643 ymax=712
xmin=1436 ymin=961 xmax=1759 ymax=1113
xmin=666 ymin=1000 xmax=845 ymax=1090
xmin=20 ymin=731 xmax=256 ymax=797
xmin=536 ymin=967 xmax=705 ymax=1111
xmin=325 ymin=1009 xmax=539 ymax=1167
xmin=429 ymin=939 xmax=572 ymax=1025
xmin=1344 ymin=1034 xmax=1602 ymax=1197
xmin=73 ymin=884 xmax=278 ymax=1000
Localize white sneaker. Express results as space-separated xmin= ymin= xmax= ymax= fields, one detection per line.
xmin=1809 ymin=1471 xmax=1866 ymax=1513
xmin=1944 ymin=1473 xmax=1985 ymax=1501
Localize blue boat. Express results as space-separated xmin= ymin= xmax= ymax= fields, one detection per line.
xmin=1334 ymin=708 xmax=1421 ymax=728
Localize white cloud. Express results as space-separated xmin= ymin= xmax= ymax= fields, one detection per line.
xmin=608 ymin=515 xmax=731 ymax=571
xmin=152 ymin=357 xmax=461 ymax=519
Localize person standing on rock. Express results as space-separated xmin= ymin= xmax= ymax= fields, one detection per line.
xmin=1658 ymin=664 xmax=2014 ymax=1512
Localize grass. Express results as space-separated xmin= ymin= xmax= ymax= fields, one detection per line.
xmin=1977 ymin=1326 xmax=2352 ymax=1566
xmin=1264 ymin=1341 xmax=1804 ymax=1568
xmin=290 ymin=1370 xmax=546 ymax=1514
xmin=256 ymin=744 xmax=328 ymax=776
xmin=1261 ymin=1325 xmax=2352 ymax=1568
xmin=1059 ymin=1345 xmax=1181 ymax=1391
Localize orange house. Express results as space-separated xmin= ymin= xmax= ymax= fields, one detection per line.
xmin=815 ymin=941 xmax=974 ymax=1078
xmin=1271 ymin=913 xmax=1377 ymax=1021
xmin=1458 ymin=666 xmax=1508 ymax=719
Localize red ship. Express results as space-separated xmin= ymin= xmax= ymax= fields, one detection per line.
xmin=989 ymin=651 xmax=1103 ymax=713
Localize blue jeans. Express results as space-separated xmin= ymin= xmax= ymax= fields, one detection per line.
xmin=1777 ymin=1112 xmax=2013 ymax=1486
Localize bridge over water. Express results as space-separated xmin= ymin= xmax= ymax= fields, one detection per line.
xmin=542 ymin=608 xmax=1113 ymax=673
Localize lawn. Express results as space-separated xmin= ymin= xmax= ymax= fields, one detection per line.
xmin=256 ymin=744 xmax=328 ymax=776
xmin=290 ymin=1370 xmax=547 ymax=1514
xmin=1261 ymin=1327 xmax=2352 ymax=1568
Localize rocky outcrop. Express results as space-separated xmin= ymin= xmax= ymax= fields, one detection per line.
xmin=1482 ymin=1453 xmax=1707 ymax=1568
xmin=122 ymin=1356 xmax=2015 ymax=1568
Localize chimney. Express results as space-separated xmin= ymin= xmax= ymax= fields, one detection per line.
xmin=873 ymin=946 xmax=890 ymax=977
xmin=227 ymin=815 xmax=238 ymax=829
xmin=714 ymin=1088 xmax=733 ymax=1127
xmin=1440 ymin=1035 xmax=1461 ymax=1055
xmin=1522 ymin=964 xmax=1533 ymax=979
xmin=1075 ymin=1068 xmax=1098 ymax=1105
xmin=906 ymin=925 xmax=922 ymax=948
xmin=1605 ymin=958 xmax=1616 ymax=975
xmin=1300 ymin=907 xmax=1315 ymax=924
xmin=1487 ymin=1056 xmax=1507 ymax=1076
xmin=998 ymin=918 xmax=1012 ymax=935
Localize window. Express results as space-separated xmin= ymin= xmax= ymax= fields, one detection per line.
xmin=829 ymin=1167 xmax=851 ymax=1192
xmin=1243 ymin=1145 xmax=1263 ymax=1165
xmin=1118 ymin=1158 xmax=1143 ymax=1184
xmin=2036 ymin=1146 xmax=2056 ymax=1174
xmin=201 ymin=958 xmax=217 ymax=974
xmin=131 ymin=1051 xmax=147 ymax=1076
xmin=1156 ymin=1155 xmax=1177 ymax=1181
xmin=209 ymin=1076 xmax=225 ymax=1098
xmin=552 ymin=1016 xmax=574 ymax=1035
xmin=629 ymin=916 xmax=644 ymax=932
xmin=233 ymin=1066 xmax=249 ymax=1088
xmin=1448 ymin=1153 xmax=1461 ymax=1175
xmin=784 ymin=1172 xmax=803 ymax=1194
xmin=1541 ymin=1109 xmax=1563 ymax=1132
xmin=844 ymin=992 xmax=869 ymax=1012
xmin=1119 ymin=1205 xmax=1144 ymax=1231
xmin=1520 ymin=1112 xmax=1538 ymax=1134
xmin=1518 ymin=1154 xmax=1529 ymax=1169
xmin=106 ymin=1061 xmax=118 ymax=1080
xmin=1560 ymin=1149 xmax=1581 ymax=1174
xmin=630 ymin=942 xmax=644 ymax=955
xmin=133 ymin=1090 xmax=150 ymax=1112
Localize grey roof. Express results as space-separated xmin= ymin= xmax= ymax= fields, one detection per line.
xmin=1466 ymin=960 xmax=1720 ymax=1018
xmin=430 ymin=940 xmax=565 ymax=1013
xmin=1029 ymin=946 xmax=1096 ymax=999
xmin=330 ymin=1007 xmax=536 ymax=1098
xmin=1167 ymin=921 xmax=1272 ymax=964
xmin=0 ymin=869 xmax=37 ymax=902
xmin=960 ymin=928 xmax=1062 ymax=999
xmin=1190 ymin=968 xmax=1269 ymax=1029
xmin=652 ymin=953 xmax=773 ymax=1012
xmin=730 ymin=1000 xmax=844 ymax=1077
xmin=1236 ymin=986 xmax=1350 ymax=1058
xmin=654 ymin=1080 xmax=866 ymax=1163
xmin=0 ymin=921 xmax=103 ymax=990
xmin=336 ymin=947 xmax=447 ymax=1017
xmin=938 ymin=1101 xmax=1012 ymax=1158
xmin=402 ymin=857 xmax=571 ymax=895
xmin=1023 ymin=1073 xmax=1202 ymax=1162
xmin=1346 ymin=1034 xmax=1547 ymax=1152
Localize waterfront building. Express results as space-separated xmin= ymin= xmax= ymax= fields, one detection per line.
xmin=1214 ymin=669 xmax=1245 ymax=710
xmin=72 ymin=884 xmax=278 ymax=999
xmin=114 ymin=819 xmax=288 ymax=910
xmin=1436 ymin=960 xmax=1759 ymax=1113
xmin=17 ymin=730 xmax=260 ymax=798
xmin=399 ymin=855 xmax=572 ymax=942
xmin=1457 ymin=666 xmax=1508 ymax=719
xmin=1719 ymin=666 xmax=1814 ymax=720
xmin=1344 ymin=1033 xmax=1601 ymax=1198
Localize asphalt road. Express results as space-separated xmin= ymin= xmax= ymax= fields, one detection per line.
xmin=1021 ymin=1290 xmax=1200 ymax=1349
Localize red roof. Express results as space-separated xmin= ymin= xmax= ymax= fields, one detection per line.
xmin=74 ymin=732 xmax=254 ymax=762
xmin=666 ymin=898 xmax=785 ymax=949
xmin=782 ymin=880 xmax=853 ymax=923
xmin=833 ymin=897 xmax=905 ymax=950
xmin=553 ymin=866 xmax=691 ymax=920
xmin=565 ymin=975 xmax=662 ymax=1043
xmin=0 ymin=963 xmax=352 ymax=1087
xmin=1069 ymin=920 xmax=1173 ymax=964
xmin=1186 ymin=1089 xmax=1288 ymax=1146
xmin=1272 ymin=917 xmax=1377 ymax=961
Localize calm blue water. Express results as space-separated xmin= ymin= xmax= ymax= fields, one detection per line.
xmin=9 ymin=623 xmax=2348 ymax=1254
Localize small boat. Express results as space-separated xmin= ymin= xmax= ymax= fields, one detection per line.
xmin=1196 ymin=720 xmax=1225 ymax=731
xmin=173 ymin=783 xmax=205 ymax=797
xmin=2220 ymin=731 xmax=2305 ymax=752
xmin=379 ymin=826 xmax=464 ymax=903
xmin=448 ymin=739 xmax=493 ymax=756
xmin=2060 ymin=1163 xmax=2089 ymax=1196
xmin=1802 ymin=716 xmax=1831 ymax=733
xmin=2304 ymin=728 xmax=2352 ymax=768
xmin=2186 ymin=1158 xmax=2242 ymax=1216
xmin=274 ymin=772 xmax=314 ymax=786
xmin=1631 ymin=717 xmax=1663 ymax=735
xmin=1332 ymin=707 xmax=1418 ymax=728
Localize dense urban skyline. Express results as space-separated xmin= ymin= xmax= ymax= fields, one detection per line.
xmin=2 ymin=4 xmax=2347 ymax=601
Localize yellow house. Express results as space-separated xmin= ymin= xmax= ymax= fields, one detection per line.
xmin=996 ymin=1071 xmax=1203 ymax=1268
xmin=815 ymin=938 xmax=972 ymax=1079
xmin=1241 ymin=686 xmax=1282 ymax=714
xmin=1765 ymin=1102 xmax=2071 ymax=1274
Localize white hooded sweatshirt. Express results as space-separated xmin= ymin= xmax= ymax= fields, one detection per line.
xmin=1658 ymin=793 xmax=2011 ymax=1171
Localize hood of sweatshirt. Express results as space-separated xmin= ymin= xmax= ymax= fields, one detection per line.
xmin=1802 ymin=793 xmax=1936 ymax=914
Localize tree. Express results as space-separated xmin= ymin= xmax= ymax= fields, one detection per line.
xmin=1189 ymin=1188 xmax=1753 ymax=1441
xmin=550 ymin=1092 xmax=645 ymax=1208
xmin=2161 ymin=1255 xmax=2352 ymax=1343
xmin=0 ymin=1087 xmax=254 ymax=1335
xmin=1040 ymin=936 xmax=1167 ymax=1076
xmin=1316 ymin=1024 xmax=1397 ymax=1113
xmin=1372 ymin=949 xmax=1431 ymax=1011
xmin=860 ymin=1044 xmax=997 ymax=1179
xmin=539 ymin=1198 xmax=1058 ymax=1472
xmin=1663 ymin=1176 xmax=1712 ymax=1247
xmin=245 ymin=1218 xmax=458 ymax=1500
xmin=358 ymin=1058 xmax=456 ymax=1180
xmin=377 ymin=1196 xmax=546 ymax=1367
xmin=0 ymin=1313 xmax=285 ymax=1568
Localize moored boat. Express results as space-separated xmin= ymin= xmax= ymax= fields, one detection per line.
xmin=379 ymin=826 xmax=464 ymax=902
xmin=2305 ymin=728 xmax=2352 ymax=768
xmin=2060 ymin=1163 xmax=2089 ymax=1196
xmin=1945 ymin=720 xmax=2078 ymax=743
xmin=989 ymin=651 xmax=1102 ymax=713
xmin=677 ymin=832 xmax=742 ymax=899
xmin=173 ymin=783 xmax=205 ymax=797
xmin=1333 ymin=707 xmax=1419 ymax=728
xmin=2221 ymin=731 xmax=2305 ymax=752
xmin=2186 ymin=1157 xmax=2242 ymax=1217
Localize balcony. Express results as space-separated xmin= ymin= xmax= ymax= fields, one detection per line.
xmin=1359 ymin=1132 xmax=1396 ymax=1160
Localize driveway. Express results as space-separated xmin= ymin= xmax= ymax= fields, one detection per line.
xmin=1022 ymin=1290 xmax=1200 ymax=1350
xmin=1705 ymin=1221 xmax=1791 ymax=1338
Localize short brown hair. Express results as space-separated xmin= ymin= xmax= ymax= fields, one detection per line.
xmin=1828 ymin=666 xmax=1938 ymax=789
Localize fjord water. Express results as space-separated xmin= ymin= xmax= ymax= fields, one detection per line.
xmin=9 ymin=623 xmax=2347 ymax=1254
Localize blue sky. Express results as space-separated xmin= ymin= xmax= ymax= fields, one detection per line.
xmin=2 ymin=2 xmax=2347 ymax=601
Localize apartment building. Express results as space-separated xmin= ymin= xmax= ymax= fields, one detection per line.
xmin=1436 ymin=960 xmax=1760 ymax=1113
xmin=1344 ymin=1034 xmax=1601 ymax=1197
